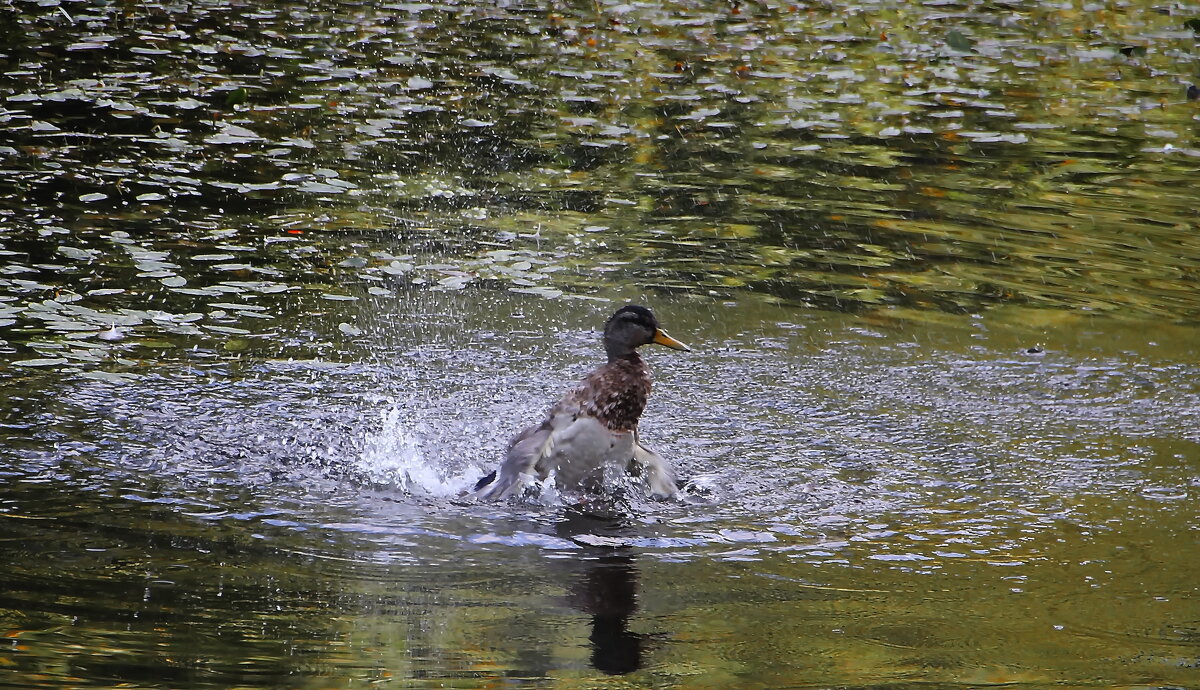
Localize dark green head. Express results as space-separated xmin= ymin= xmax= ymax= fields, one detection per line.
xmin=603 ymin=305 xmax=690 ymax=360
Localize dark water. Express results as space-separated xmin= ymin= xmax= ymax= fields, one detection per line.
xmin=3 ymin=0 xmax=1199 ymax=686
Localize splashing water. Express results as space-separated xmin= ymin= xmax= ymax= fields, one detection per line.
xmin=355 ymin=405 xmax=479 ymax=497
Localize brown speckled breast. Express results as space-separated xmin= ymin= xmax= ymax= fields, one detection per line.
xmin=558 ymin=353 xmax=652 ymax=432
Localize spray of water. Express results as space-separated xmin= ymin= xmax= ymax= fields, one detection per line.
xmin=355 ymin=405 xmax=479 ymax=497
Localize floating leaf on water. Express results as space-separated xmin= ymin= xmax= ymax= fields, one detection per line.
xmin=79 ymin=192 xmax=108 ymax=203
xmin=205 ymin=325 xmax=252 ymax=335
xmin=13 ymin=358 xmax=68 ymax=367
xmin=338 ymin=322 xmax=363 ymax=336
xmin=61 ymin=305 xmax=104 ymax=321
xmin=382 ymin=261 xmax=413 ymax=275
xmin=61 ymin=348 xmax=103 ymax=361
xmin=134 ymin=257 xmax=173 ymax=271
xmin=339 ymin=256 xmax=368 ymax=268
xmin=46 ymin=319 xmax=96 ymax=332
xmin=163 ymin=324 xmax=204 ymax=335
xmin=136 ymin=192 xmax=166 ymax=201
xmin=2 ymin=264 xmax=37 ymax=275
xmin=483 ymin=66 xmax=520 ymax=81
xmin=320 ymin=293 xmax=358 ymax=301
xmin=58 ymin=246 xmax=97 ymax=261
xmin=192 ymin=253 xmax=237 ymax=262
xmin=406 ymin=76 xmax=434 ymax=90
xmin=237 ymin=182 xmax=281 ymax=193
xmin=461 ymin=118 xmax=493 ymax=128
xmin=106 ymin=101 xmax=147 ymax=114
xmin=205 ymin=124 xmax=263 ymax=145
xmin=436 ymin=275 xmax=472 ymax=290
xmin=224 ymin=87 xmax=249 ymax=106
xmin=160 ymin=276 xmax=187 ymax=287
xmin=115 ymin=310 xmax=149 ymax=326
xmin=223 ymin=338 xmax=250 ymax=352
xmin=80 ymin=371 xmax=138 ymax=383
xmin=367 ymin=286 xmax=393 ymax=296
xmin=946 ymin=30 xmax=975 ymax=53
xmin=170 ymin=98 xmax=205 ymax=110
xmin=98 ymin=326 xmax=125 ymax=341
xmin=510 ymin=286 xmax=563 ymax=299
xmin=10 ymin=279 xmax=51 ymax=290
xmin=208 ymin=302 xmax=267 ymax=311
xmin=296 ymin=181 xmax=344 ymax=194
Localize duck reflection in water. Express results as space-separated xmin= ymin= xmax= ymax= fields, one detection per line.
xmin=557 ymin=510 xmax=655 ymax=676
xmin=570 ymin=554 xmax=643 ymax=675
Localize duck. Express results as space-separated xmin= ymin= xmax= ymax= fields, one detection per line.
xmin=472 ymin=305 xmax=691 ymax=501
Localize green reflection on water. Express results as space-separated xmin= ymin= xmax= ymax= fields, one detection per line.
xmin=3 ymin=0 xmax=1200 ymax=374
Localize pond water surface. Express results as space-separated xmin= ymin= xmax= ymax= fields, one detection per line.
xmin=2 ymin=0 xmax=1199 ymax=687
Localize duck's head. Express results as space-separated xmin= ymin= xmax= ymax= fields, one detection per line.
xmin=603 ymin=305 xmax=691 ymax=360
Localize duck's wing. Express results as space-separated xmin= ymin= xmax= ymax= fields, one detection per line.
xmin=473 ymin=385 xmax=589 ymax=500
xmin=630 ymin=431 xmax=679 ymax=499
xmin=470 ymin=420 xmax=552 ymax=500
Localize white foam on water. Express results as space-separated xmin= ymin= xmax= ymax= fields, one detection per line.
xmin=356 ymin=406 xmax=478 ymax=497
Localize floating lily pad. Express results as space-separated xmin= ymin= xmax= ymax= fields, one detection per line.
xmin=204 ymin=325 xmax=252 ymax=335
xmin=79 ymin=371 xmax=138 ymax=383
xmin=59 ymin=246 xmax=98 ymax=261
xmin=296 ymin=181 xmax=345 ymax=194
xmin=13 ymin=358 xmax=68 ymax=367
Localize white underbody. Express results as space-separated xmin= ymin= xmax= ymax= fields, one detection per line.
xmin=474 ymin=413 xmax=679 ymax=501
xmin=536 ymin=413 xmax=636 ymax=491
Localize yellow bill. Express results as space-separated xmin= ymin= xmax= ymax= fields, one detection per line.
xmin=652 ymin=328 xmax=691 ymax=352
